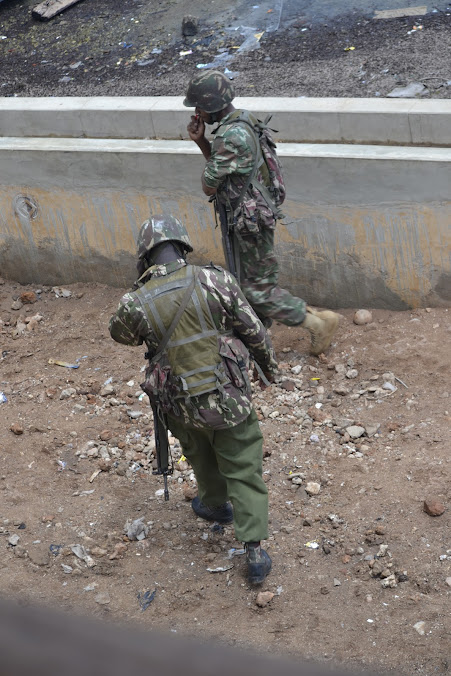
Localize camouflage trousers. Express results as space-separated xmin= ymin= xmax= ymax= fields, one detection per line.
xmin=167 ymin=409 xmax=268 ymax=543
xmin=234 ymin=219 xmax=306 ymax=326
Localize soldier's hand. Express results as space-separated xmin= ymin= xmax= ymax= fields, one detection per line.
xmin=187 ymin=115 xmax=205 ymax=142
xmin=253 ymin=366 xmax=274 ymax=390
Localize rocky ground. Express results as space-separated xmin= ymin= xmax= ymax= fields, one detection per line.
xmin=0 ymin=277 xmax=450 ymax=675
xmin=0 ymin=0 xmax=450 ymax=99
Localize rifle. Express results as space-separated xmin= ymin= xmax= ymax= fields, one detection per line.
xmin=213 ymin=196 xmax=239 ymax=281
xmin=213 ymin=198 xmax=271 ymax=389
xmin=150 ymin=398 xmax=172 ymax=501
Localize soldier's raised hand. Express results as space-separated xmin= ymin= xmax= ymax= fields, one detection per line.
xmin=187 ymin=114 xmax=206 ymax=142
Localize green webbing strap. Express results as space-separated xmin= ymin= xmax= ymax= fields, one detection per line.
xmin=148 ymin=267 xmax=199 ymax=367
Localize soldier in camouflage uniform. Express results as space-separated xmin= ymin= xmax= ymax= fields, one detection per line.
xmin=109 ymin=214 xmax=277 ymax=585
xmin=185 ymin=70 xmax=340 ymax=356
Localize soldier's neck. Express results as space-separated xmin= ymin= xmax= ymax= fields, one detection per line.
xmin=149 ymin=242 xmax=186 ymax=266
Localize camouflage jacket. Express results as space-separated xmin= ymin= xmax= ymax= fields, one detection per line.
xmin=203 ymin=110 xmax=276 ymax=234
xmin=109 ymin=259 xmax=277 ymax=430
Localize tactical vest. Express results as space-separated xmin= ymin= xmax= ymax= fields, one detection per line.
xmin=134 ymin=265 xmax=228 ymax=408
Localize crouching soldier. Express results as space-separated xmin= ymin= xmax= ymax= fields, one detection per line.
xmin=109 ymin=214 xmax=278 ymax=585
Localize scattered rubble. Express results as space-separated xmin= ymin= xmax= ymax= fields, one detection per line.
xmin=0 ymin=281 xmax=449 ymax=674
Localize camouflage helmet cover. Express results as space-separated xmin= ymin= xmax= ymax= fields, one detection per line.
xmin=137 ymin=214 xmax=193 ymax=259
xmin=183 ymin=70 xmax=235 ymax=113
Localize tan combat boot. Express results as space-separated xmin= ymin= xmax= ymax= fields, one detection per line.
xmin=301 ymin=306 xmax=339 ymax=356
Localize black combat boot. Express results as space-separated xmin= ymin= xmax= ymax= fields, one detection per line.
xmin=245 ymin=542 xmax=272 ymax=585
xmin=191 ymin=496 xmax=233 ymax=524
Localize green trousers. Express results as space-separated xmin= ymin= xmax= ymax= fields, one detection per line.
xmin=167 ymin=410 xmax=268 ymax=543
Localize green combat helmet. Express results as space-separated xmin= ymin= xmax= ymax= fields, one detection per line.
xmin=137 ymin=214 xmax=193 ymax=259
xmin=183 ymin=70 xmax=235 ymax=113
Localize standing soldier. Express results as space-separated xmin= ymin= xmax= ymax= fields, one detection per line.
xmin=109 ymin=214 xmax=277 ymax=585
xmin=184 ymin=70 xmax=339 ymax=356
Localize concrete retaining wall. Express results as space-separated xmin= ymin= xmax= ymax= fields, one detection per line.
xmin=1 ymin=97 xmax=450 ymax=146
xmin=0 ymin=97 xmax=450 ymax=308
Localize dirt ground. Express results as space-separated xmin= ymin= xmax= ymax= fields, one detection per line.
xmin=0 ymin=0 xmax=450 ymax=99
xmin=0 ymin=278 xmax=450 ymax=675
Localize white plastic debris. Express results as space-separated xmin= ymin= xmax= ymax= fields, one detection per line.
xmin=207 ymin=563 xmax=234 ymax=573
xmin=70 ymin=544 xmax=96 ymax=568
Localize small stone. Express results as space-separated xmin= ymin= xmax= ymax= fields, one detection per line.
xmin=19 ymin=291 xmax=37 ymax=304
xmin=115 ymin=463 xmax=127 ymax=476
xmin=182 ymin=15 xmax=198 ymax=36
xmin=8 ymin=534 xmax=20 ymax=546
xmin=10 ymin=423 xmax=24 ymax=435
xmin=256 ymin=591 xmax=274 ymax=607
xmin=445 ymin=577 xmax=451 ymax=588
xmin=353 ymin=309 xmax=372 ymax=325
xmin=423 ymin=498 xmax=445 ymax=517
xmin=98 ymin=459 xmax=112 ymax=472
xmin=346 ymin=425 xmax=365 ymax=439
xmin=28 ymin=544 xmax=50 ymax=566
xmin=14 ymin=545 xmax=27 ymax=559
xmin=109 ymin=542 xmax=127 ymax=560
xmin=334 ymin=385 xmax=350 ymax=396
xmin=94 ymin=592 xmax=111 ymax=605
xmin=60 ymin=388 xmax=76 ymax=400
xmin=307 ymin=405 xmax=329 ymax=423
xmin=413 ymin=620 xmax=426 ymax=636
xmin=280 ymin=380 xmax=296 ymax=391
xmin=91 ymin=547 xmax=107 ymax=557
xmin=342 ymin=554 xmax=351 ymax=564
xmin=381 ymin=573 xmax=397 ymax=588
xmin=346 ymin=369 xmax=359 ymax=379
xmin=127 ymin=410 xmax=143 ymax=419
xmin=305 ymin=481 xmax=321 ymax=496
xmin=100 ymin=384 xmax=115 ymax=397
xmin=183 ymin=484 xmax=198 ymax=501
xmin=333 ymin=578 xmax=341 ymax=586
xmin=365 ymin=423 xmax=380 ymax=437
xmin=11 ymin=300 xmax=23 ymax=311
xmin=99 ymin=429 xmax=112 ymax=441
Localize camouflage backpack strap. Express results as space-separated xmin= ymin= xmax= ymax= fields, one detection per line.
xmin=147 ymin=267 xmax=200 ymax=368
xmin=218 ymin=111 xmax=280 ymax=219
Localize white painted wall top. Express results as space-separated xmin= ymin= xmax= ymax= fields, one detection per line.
xmin=1 ymin=97 xmax=450 ymax=146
